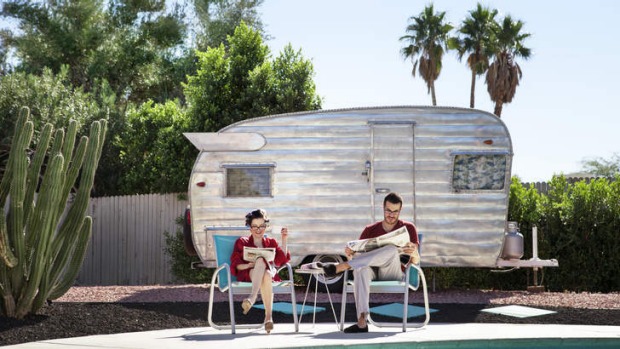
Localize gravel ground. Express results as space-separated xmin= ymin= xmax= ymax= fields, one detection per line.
xmin=55 ymin=285 xmax=620 ymax=309
xmin=1 ymin=285 xmax=619 ymax=346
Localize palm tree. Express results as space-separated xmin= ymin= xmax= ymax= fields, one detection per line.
xmin=485 ymin=15 xmax=531 ymax=117
xmin=400 ymin=5 xmax=453 ymax=106
xmin=450 ymin=3 xmax=498 ymax=108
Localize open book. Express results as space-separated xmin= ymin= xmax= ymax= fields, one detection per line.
xmin=243 ymin=247 xmax=276 ymax=262
xmin=347 ymin=226 xmax=411 ymax=253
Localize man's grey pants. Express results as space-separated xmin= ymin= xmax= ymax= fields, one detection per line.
xmin=348 ymin=245 xmax=403 ymax=319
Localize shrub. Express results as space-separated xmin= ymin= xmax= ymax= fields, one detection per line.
xmin=541 ymin=176 xmax=620 ymax=292
xmin=163 ymin=216 xmax=212 ymax=284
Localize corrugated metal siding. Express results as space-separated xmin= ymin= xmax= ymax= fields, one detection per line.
xmin=411 ymin=108 xmax=511 ymax=267
xmin=78 ymin=193 xmax=187 ymax=285
xmin=189 ymin=106 xmax=513 ymax=268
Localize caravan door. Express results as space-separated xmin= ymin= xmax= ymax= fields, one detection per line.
xmin=369 ymin=122 xmax=415 ymax=223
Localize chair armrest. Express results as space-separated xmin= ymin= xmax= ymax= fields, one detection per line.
xmin=276 ymin=263 xmax=295 ymax=282
xmin=210 ymin=263 xmax=232 ymax=292
xmin=404 ymin=262 xmax=423 ymax=291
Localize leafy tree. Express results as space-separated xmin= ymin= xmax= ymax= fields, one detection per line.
xmin=116 ymin=100 xmax=195 ymax=194
xmin=0 ymin=67 xmax=112 ymax=176
xmin=192 ymin=0 xmax=267 ymax=50
xmin=0 ymin=0 xmax=105 ymax=87
xmin=0 ymin=67 xmax=101 ymax=140
xmin=0 ymin=36 xmax=9 ymax=76
xmin=92 ymin=1 xmax=187 ymax=104
xmin=485 ymin=15 xmax=531 ymax=117
xmin=400 ymin=4 xmax=453 ymax=106
xmin=246 ymin=44 xmax=321 ymax=115
xmin=449 ymin=3 xmax=498 ymax=108
xmin=0 ymin=0 xmax=187 ymax=104
xmin=185 ymin=22 xmax=321 ymax=132
xmin=581 ymin=153 xmax=620 ymax=177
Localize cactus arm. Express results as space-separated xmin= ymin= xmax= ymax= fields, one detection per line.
xmin=49 ymin=129 xmax=65 ymax=158
xmin=47 ymin=135 xmax=87 ymax=259
xmin=96 ymin=119 xmax=108 ymax=163
xmin=8 ymin=121 xmax=34 ymax=297
xmin=60 ymin=120 xmax=78 ymax=174
xmin=8 ymin=121 xmax=33 ymax=249
xmin=0 ymin=214 xmax=17 ymax=268
xmin=1 ymin=212 xmax=17 ymax=316
xmin=0 ymin=109 xmax=30 ymax=317
xmin=49 ymin=123 xmax=102 ymax=286
xmin=0 ymin=107 xmax=30 ymax=209
xmin=53 ymin=136 xmax=87 ymax=231
xmin=15 ymin=154 xmax=64 ymax=318
xmin=23 ymin=123 xmax=54 ymax=224
xmin=55 ymin=122 xmax=102 ymax=240
xmin=47 ymin=217 xmax=92 ymax=301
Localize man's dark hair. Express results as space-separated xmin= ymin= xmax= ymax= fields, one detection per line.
xmin=383 ymin=192 xmax=403 ymax=207
xmin=245 ymin=209 xmax=270 ymax=226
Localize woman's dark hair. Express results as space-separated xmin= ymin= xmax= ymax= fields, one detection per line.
xmin=245 ymin=209 xmax=269 ymax=226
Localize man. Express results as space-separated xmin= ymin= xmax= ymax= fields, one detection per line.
xmin=322 ymin=192 xmax=419 ymax=333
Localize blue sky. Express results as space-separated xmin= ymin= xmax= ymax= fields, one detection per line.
xmin=260 ymin=0 xmax=620 ymax=182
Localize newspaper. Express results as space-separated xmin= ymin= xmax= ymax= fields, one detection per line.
xmin=243 ymin=247 xmax=276 ymax=262
xmin=347 ymin=226 xmax=410 ymax=253
xmin=299 ymin=262 xmax=324 ymax=271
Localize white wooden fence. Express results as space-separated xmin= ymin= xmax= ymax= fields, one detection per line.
xmin=77 ymin=193 xmax=188 ymax=285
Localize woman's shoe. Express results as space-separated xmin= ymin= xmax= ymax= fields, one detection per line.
xmin=241 ymin=299 xmax=253 ymax=315
xmin=264 ymin=320 xmax=274 ymax=334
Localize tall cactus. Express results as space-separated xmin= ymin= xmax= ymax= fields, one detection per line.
xmin=0 ymin=107 xmax=107 ymax=319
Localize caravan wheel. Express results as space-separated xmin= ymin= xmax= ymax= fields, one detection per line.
xmin=300 ymin=254 xmax=345 ymax=292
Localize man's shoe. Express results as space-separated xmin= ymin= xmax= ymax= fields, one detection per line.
xmin=343 ymin=324 xmax=368 ymax=333
xmin=320 ymin=263 xmax=338 ymax=277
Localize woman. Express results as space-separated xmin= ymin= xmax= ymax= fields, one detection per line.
xmin=230 ymin=209 xmax=290 ymax=334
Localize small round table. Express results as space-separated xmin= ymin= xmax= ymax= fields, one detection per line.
xmin=295 ymin=268 xmax=339 ymax=328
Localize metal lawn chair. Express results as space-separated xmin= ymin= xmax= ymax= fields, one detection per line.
xmin=338 ymin=235 xmax=430 ymax=332
xmin=207 ymin=235 xmax=299 ymax=334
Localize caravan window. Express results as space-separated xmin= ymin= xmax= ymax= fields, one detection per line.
xmin=452 ymin=154 xmax=506 ymax=191
xmin=224 ymin=165 xmax=273 ymax=197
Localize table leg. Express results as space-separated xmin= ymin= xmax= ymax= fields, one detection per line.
xmin=299 ymin=274 xmax=312 ymax=324
xmin=321 ymin=274 xmax=339 ymax=325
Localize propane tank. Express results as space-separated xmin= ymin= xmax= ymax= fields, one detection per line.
xmin=501 ymin=221 xmax=524 ymax=260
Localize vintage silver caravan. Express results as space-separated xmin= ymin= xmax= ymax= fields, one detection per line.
xmin=184 ymin=106 xmax=557 ymax=287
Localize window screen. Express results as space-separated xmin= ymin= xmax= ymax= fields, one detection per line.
xmin=226 ymin=167 xmax=272 ymax=197
xmin=452 ymin=154 xmax=506 ymax=191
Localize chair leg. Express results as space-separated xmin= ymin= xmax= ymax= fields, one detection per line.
xmin=208 ymin=265 xmax=238 ymax=333
xmin=365 ymin=265 xmax=431 ymax=331
xmin=339 ymin=270 xmax=349 ymax=331
xmin=418 ymin=266 xmax=431 ymax=328
xmin=228 ymin=283 xmax=236 ymax=334
xmin=285 ymin=263 xmax=300 ymax=332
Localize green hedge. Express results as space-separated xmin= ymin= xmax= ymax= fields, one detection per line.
xmin=541 ymin=176 xmax=620 ymax=292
